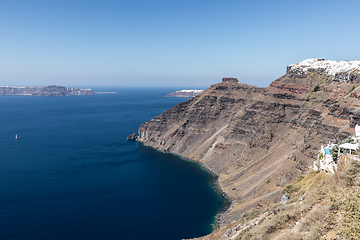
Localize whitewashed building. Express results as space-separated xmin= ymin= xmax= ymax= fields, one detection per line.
xmin=353 ymin=125 xmax=360 ymax=142
xmin=314 ymin=125 xmax=360 ymax=173
xmin=314 ymin=144 xmax=337 ymax=173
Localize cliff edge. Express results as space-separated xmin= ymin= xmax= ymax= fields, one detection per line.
xmin=137 ymin=58 xmax=360 ymax=229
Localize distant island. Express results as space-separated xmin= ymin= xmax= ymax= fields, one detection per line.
xmin=0 ymin=85 xmax=115 ymax=96
xmin=165 ymin=89 xmax=204 ymax=98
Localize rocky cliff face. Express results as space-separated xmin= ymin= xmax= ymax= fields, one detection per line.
xmin=137 ymin=59 xmax=360 ymax=228
xmin=0 ymin=85 xmax=96 ymax=96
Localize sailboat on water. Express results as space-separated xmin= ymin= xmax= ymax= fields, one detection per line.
xmin=15 ymin=134 xmax=18 ymax=139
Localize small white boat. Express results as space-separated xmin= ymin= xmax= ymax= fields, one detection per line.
xmin=15 ymin=134 xmax=18 ymax=139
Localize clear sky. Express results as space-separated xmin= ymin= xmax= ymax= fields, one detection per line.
xmin=1 ymin=0 xmax=360 ymax=88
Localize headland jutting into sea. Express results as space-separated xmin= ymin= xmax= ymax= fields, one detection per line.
xmin=131 ymin=59 xmax=360 ymax=238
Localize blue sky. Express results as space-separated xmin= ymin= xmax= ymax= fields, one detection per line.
xmin=1 ymin=0 xmax=360 ymax=88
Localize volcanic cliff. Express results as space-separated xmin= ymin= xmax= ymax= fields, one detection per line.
xmin=137 ymin=59 xmax=360 ymax=228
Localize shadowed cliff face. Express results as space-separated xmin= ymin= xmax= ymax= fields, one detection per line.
xmin=138 ymin=68 xmax=360 ymax=227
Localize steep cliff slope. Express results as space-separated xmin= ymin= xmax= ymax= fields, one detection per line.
xmin=138 ymin=59 xmax=360 ymax=226
xmin=192 ymin=161 xmax=360 ymax=240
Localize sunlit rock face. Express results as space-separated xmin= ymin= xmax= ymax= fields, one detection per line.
xmin=137 ymin=60 xmax=360 ymax=226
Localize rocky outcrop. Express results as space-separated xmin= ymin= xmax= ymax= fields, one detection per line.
xmin=136 ymin=61 xmax=360 ymax=234
xmin=0 ymin=85 xmax=96 ymax=96
xmin=127 ymin=133 xmax=138 ymax=140
xmin=222 ymin=77 xmax=238 ymax=83
xmin=270 ymin=82 xmax=308 ymax=94
xmin=333 ymin=72 xmax=358 ymax=82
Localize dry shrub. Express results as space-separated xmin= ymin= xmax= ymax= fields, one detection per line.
xmin=324 ymin=160 xmax=360 ymax=239
xmin=330 ymin=188 xmax=360 ymax=239
xmin=236 ymin=171 xmax=328 ymax=239
xmin=339 ymin=188 xmax=360 ymax=239
xmin=241 ymin=210 xmax=262 ymax=222
xmin=297 ymin=205 xmax=328 ymax=240
xmin=282 ymin=171 xmax=327 ymax=201
xmin=257 ymin=213 xmax=296 ymax=233
xmin=236 ymin=210 xmax=298 ymax=240
xmin=339 ymin=160 xmax=360 ymax=186
xmin=337 ymin=155 xmax=347 ymax=171
xmin=273 ymin=231 xmax=303 ymax=240
xmin=235 ymin=163 xmax=360 ymax=240
xmin=234 ymin=226 xmax=252 ymax=240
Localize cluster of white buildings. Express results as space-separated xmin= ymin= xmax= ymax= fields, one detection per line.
xmin=314 ymin=125 xmax=360 ymax=173
xmin=289 ymin=58 xmax=360 ymax=76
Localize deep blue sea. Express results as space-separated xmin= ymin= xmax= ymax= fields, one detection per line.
xmin=0 ymin=87 xmax=227 ymax=240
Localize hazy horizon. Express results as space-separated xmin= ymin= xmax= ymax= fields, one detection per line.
xmin=0 ymin=84 xmax=209 ymax=90
xmin=1 ymin=0 xmax=360 ymax=88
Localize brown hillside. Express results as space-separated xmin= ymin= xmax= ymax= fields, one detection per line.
xmin=137 ymin=60 xmax=360 ymax=228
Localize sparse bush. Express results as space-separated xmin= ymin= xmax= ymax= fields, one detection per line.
xmin=313 ymin=85 xmax=320 ymax=92
xmin=331 ymin=145 xmax=339 ymax=161
xmin=330 ymin=187 xmax=360 ymax=239
xmin=297 ymin=205 xmax=327 ymax=239
xmin=242 ymin=210 xmax=262 ymax=221
xmin=273 ymin=232 xmax=303 ymax=240
xmin=296 ymin=175 xmax=305 ymax=182
xmin=283 ymin=184 xmax=300 ymax=196
xmin=347 ymin=85 xmax=356 ymax=95
xmin=234 ymin=162 xmax=360 ymax=240
xmin=250 ymin=213 xmax=296 ymax=239
xmin=339 ymin=160 xmax=360 ymax=186
xmin=341 ymin=136 xmax=355 ymax=144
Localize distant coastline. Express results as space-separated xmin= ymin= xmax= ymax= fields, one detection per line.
xmin=165 ymin=89 xmax=204 ymax=98
xmin=0 ymin=85 xmax=116 ymax=97
xmin=95 ymin=91 xmax=117 ymax=94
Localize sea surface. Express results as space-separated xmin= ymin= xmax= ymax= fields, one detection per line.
xmin=0 ymin=87 xmax=228 ymax=240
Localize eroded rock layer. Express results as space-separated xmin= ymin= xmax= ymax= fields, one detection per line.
xmin=138 ymin=59 xmax=360 ymax=228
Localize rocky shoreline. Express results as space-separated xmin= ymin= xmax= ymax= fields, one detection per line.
xmin=137 ymin=138 xmax=233 ymax=229
xmin=132 ymin=59 xmax=360 ymax=239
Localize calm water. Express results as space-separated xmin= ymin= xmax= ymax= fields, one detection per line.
xmin=0 ymin=87 xmax=227 ymax=240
